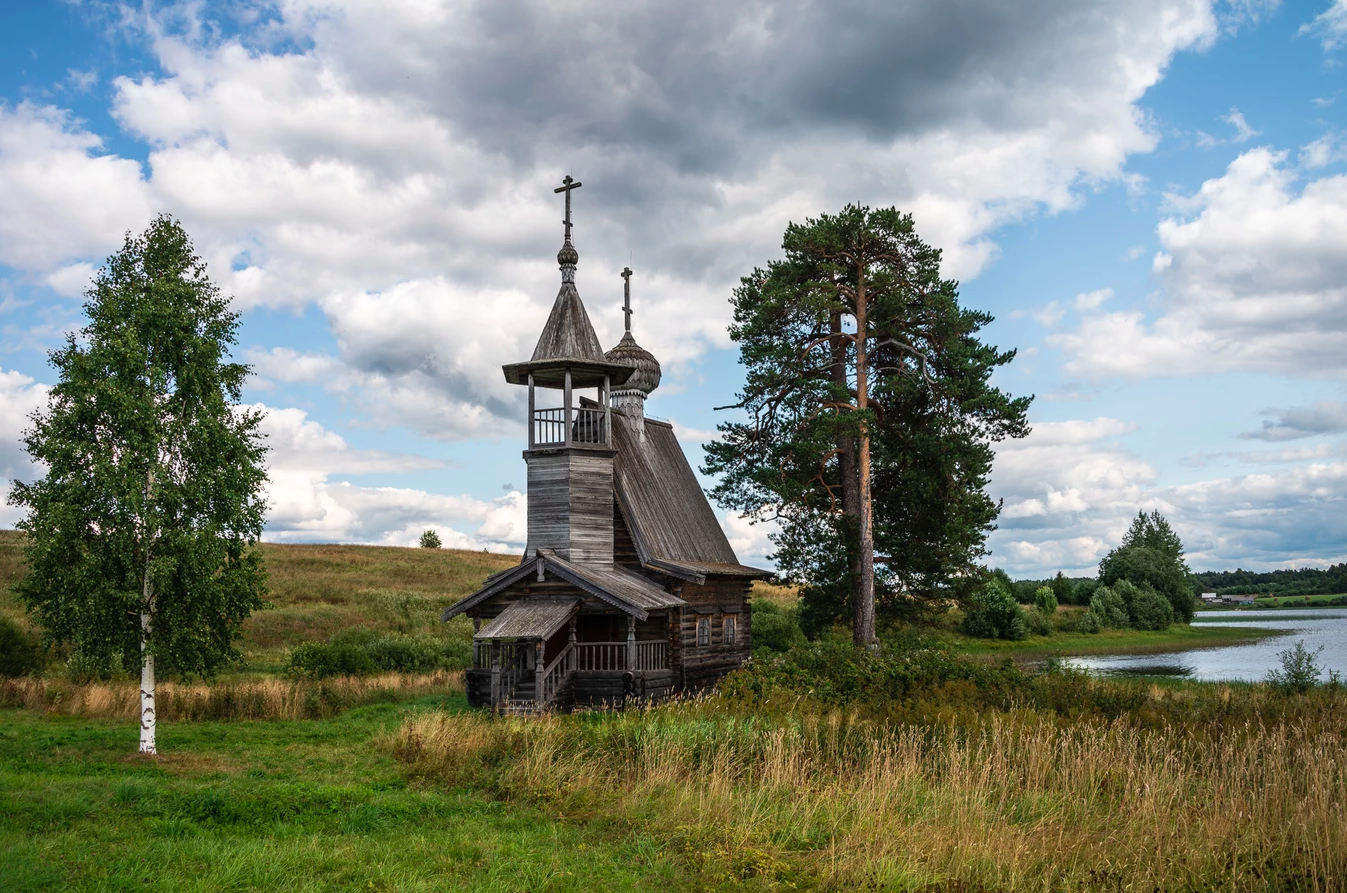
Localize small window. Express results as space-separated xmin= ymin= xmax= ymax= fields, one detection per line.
xmin=697 ymin=616 xmax=711 ymax=647
xmin=723 ymin=616 xmax=737 ymax=646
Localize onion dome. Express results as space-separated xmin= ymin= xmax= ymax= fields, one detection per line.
xmin=605 ymin=331 xmax=662 ymax=395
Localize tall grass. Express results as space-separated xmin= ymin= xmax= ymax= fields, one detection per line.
xmin=393 ymin=699 xmax=1347 ymax=891
xmin=2 ymin=671 xmax=462 ymax=721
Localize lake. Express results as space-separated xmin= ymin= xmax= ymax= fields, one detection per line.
xmin=1066 ymin=607 xmax=1347 ymax=682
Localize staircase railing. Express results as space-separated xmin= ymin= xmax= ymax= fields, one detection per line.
xmin=538 ymin=641 xmax=575 ymax=707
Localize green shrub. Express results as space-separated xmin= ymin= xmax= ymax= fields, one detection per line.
xmin=1267 ymin=641 xmax=1323 ymax=694
xmin=439 ymin=636 xmax=473 ymax=671
xmin=1026 ymin=608 xmax=1054 ymax=637
xmin=287 ymin=642 xmax=375 ymax=679
xmin=751 ymin=601 xmax=806 ymax=654
xmin=1034 ymin=586 xmax=1058 ymax=616
xmin=1088 ymin=586 xmax=1130 ymax=629
xmin=961 ymin=579 xmax=1028 ymax=640
xmin=419 ymin=529 xmax=442 ymax=549
xmin=1128 ymin=583 xmax=1174 ymax=631
xmin=1076 ymin=609 xmax=1102 ymax=634
xmin=0 ymin=616 xmax=44 ymax=677
xmin=287 ymin=630 xmax=470 ymax=678
xmin=366 ymin=634 xmax=443 ymax=673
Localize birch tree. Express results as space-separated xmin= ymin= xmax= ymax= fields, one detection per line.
xmin=706 ymin=205 xmax=1029 ymax=646
xmin=10 ymin=216 xmax=268 ymax=754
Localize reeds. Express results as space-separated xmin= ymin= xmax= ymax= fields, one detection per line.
xmin=2 ymin=671 xmax=462 ymax=722
xmin=393 ymin=702 xmax=1347 ymax=891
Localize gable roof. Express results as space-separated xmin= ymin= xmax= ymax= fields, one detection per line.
xmin=612 ymin=414 xmax=772 ymax=579
xmin=442 ymin=550 xmax=685 ymax=623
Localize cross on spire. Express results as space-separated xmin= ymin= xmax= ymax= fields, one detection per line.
xmin=621 ymin=266 xmax=633 ymax=332
xmin=554 ymin=175 xmax=582 ymax=243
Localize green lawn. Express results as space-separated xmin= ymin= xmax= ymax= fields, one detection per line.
xmin=942 ymin=622 xmax=1279 ymax=659
xmin=0 ymin=698 xmax=683 ymax=893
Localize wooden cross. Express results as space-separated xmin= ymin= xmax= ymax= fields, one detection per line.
xmin=554 ymin=175 xmax=582 ymax=242
xmin=621 ymin=266 xmax=633 ymax=332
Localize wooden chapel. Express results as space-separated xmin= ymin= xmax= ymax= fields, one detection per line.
xmin=441 ymin=177 xmax=771 ymax=713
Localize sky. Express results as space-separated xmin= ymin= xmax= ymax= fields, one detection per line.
xmin=0 ymin=0 xmax=1345 ymax=577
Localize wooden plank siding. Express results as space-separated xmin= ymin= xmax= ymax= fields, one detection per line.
xmin=525 ymin=447 xmax=616 ymax=564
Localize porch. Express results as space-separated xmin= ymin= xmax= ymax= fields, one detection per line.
xmin=467 ymin=599 xmax=670 ymax=713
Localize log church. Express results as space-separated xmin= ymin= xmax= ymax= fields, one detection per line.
xmin=441 ymin=177 xmax=771 ymax=713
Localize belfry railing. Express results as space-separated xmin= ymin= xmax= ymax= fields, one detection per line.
xmin=532 ymin=407 xmax=608 ymax=446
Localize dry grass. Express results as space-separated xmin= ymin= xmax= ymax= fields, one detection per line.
xmin=393 ymin=701 xmax=1347 ymax=891
xmin=750 ymin=578 xmax=798 ymax=609
xmin=2 ymin=670 xmax=462 ymax=721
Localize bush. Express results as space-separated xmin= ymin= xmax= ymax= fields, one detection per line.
xmin=0 ymin=616 xmax=44 ymax=678
xmin=366 ymin=634 xmax=444 ymax=674
xmin=287 ymin=630 xmax=471 ymax=679
xmin=1073 ymin=578 xmax=1099 ymax=606
xmin=961 ymin=580 xmax=1028 ymax=640
xmin=287 ymin=642 xmax=376 ymax=679
xmin=1075 ymin=609 xmax=1102 ymax=634
xmin=419 ymin=529 xmax=442 ymax=549
xmin=1026 ymin=608 xmax=1054 ymax=637
xmin=1088 ymin=586 xmax=1130 ymax=629
xmin=751 ymin=601 xmax=806 ymax=654
xmin=1128 ymin=583 xmax=1174 ymax=631
xmin=1034 ymin=586 xmax=1058 ymax=616
xmin=1267 ymin=641 xmax=1323 ymax=694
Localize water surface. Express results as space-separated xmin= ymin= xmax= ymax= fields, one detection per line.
xmin=1066 ymin=608 xmax=1347 ymax=682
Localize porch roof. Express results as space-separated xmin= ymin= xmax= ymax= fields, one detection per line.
xmin=442 ymin=550 xmax=685 ymax=623
xmin=475 ymin=597 xmax=578 ymax=640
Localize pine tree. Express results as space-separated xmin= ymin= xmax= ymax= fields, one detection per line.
xmin=10 ymin=216 xmax=269 ymax=754
xmin=706 ymin=205 xmax=1030 ymax=645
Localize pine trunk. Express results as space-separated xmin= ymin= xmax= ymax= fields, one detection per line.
xmin=853 ymin=272 xmax=877 ymax=648
xmin=830 ymin=313 xmax=863 ymax=617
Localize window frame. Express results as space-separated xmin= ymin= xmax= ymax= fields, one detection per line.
xmin=723 ymin=615 xmax=737 ymax=646
xmin=696 ymin=615 xmax=711 ymax=647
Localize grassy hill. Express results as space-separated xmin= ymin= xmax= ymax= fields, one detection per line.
xmin=0 ymin=530 xmax=521 ymax=673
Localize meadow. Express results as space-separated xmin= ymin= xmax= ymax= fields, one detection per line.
xmin=4 ymin=533 xmax=1345 ymax=891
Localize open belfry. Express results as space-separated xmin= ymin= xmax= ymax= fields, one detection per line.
xmin=442 ymin=177 xmax=770 ymax=712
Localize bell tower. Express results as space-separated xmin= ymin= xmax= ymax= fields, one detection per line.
xmin=502 ymin=177 xmax=634 ymax=564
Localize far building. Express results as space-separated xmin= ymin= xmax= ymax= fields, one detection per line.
xmin=442 ymin=177 xmax=771 ymax=713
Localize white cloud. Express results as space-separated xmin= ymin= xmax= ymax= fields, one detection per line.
xmin=1052 ymin=147 xmax=1347 ymax=379
xmin=989 ymin=413 xmax=1347 ymax=575
xmin=1220 ymin=108 xmax=1260 ymax=143
xmin=0 ymin=370 xmax=53 ymax=528
xmin=0 ymin=103 xmax=154 ymax=271
xmin=1300 ymin=0 xmax=1347 ymax=50
xmin=2 ymin=0 xmax=1226 ymax=437
xmin=721 ymin=511 xmax=777 ymax=569
xmin=1074 ymin=288 xmax=1114 ymax=311
xmin=255 ymin=403 xmax=523 ymax=549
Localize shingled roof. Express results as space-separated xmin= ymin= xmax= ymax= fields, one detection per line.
xmin=612 ymin=413 xmax=771 ymax=581
xmin=502 ymin=282 xmax=634 ymax=388
xmin=442 ymin=549 xmax=685 ymax=622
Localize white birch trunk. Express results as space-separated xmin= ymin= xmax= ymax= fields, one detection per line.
xmin=139 ymin=584 xmax=156 ymax=755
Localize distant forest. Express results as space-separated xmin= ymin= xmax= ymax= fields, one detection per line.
xmin=1010 ymin=564 xmax=1347 ymax=602
xmin=1190 ymin=564 xmax=1347 ymax=597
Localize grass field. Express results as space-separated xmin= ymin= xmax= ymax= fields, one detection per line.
xmin=6 ymin=532 xmax=1342 ymax=891
xmin=0 ymin=694 xmax=690 ymax=892
xmin=942 ymin=621 xmax=1280 ymax=658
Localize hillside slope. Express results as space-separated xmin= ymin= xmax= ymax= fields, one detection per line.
xmin=0 ymin=530 xmax=520 ymax=671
